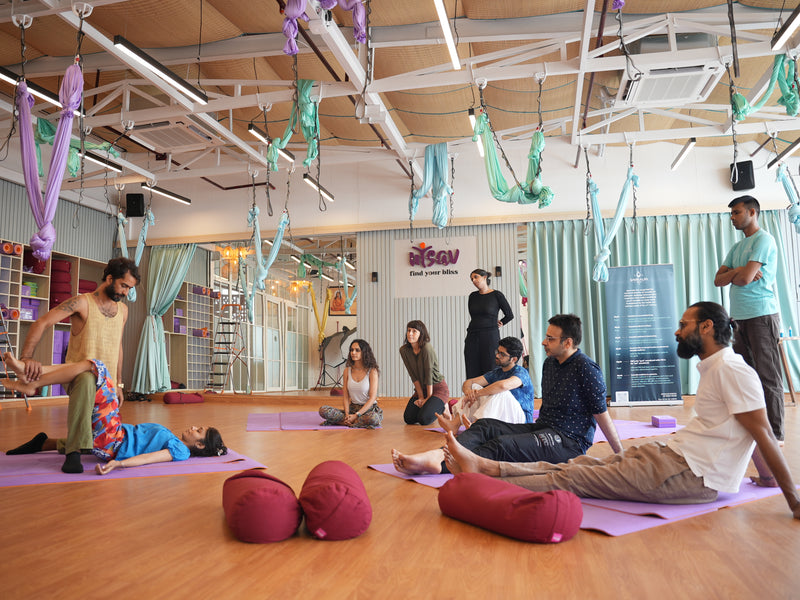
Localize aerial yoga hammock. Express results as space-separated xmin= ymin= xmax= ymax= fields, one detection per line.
xmin=17 ymin=61 xmax=83 ymax=261
xmin=241 ymin=205 xmax=290 ymax=324
xmin=584 ymin=145 xmax=639 ymax=283
xmin=730 ymin=54 xmax=800 ymax=122
xmin=267 ymin=78 xmax=321 ymax=170
xmin=116 ymin=205 xmax=155 ymax=302
xmin=303 ymin=283 xmax=332 ymax=347
xmin=776 ymin=163 xmax=800 ymax=234
xmin=409 ymin=142 xmax=452 ymax=230
xmin=471 ymin=79 xmax=553 ymax=209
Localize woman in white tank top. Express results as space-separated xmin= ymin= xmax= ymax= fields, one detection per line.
xmin=319 ymin=339 xmax=382 ymax=428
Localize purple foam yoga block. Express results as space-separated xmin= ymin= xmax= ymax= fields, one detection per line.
xmin=651 ymin=415 xmax=677 ymax=428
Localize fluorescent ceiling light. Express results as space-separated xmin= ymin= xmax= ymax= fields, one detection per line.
xmin=113 ymin=35 xmax=208 ymax=105
xmin=79 ymin=152 xmax=122 ymax=173
xmin=303 ymin=173 xmax=335 ymax=202
xmin=0 ymin=65 xmax=82 ymax=116
xmin=247 ymin=123 xmax=295 ymax=164
xmin=433 ymin=0 xmax=461 ymax=70
xmin=143 ymin=184 xmax=191 ymax=205
xmin=320 ymin=272 xmax=334 ymax=282
xmin=767 ymin=136 xmax=800 ymax=170
xmin=290 ymin=255 xmax=301 ymax=263
xmin=670 ymin=137 xmax=696 ymax=171
xmin=468 ymin=108 xmax=484 ymax=157
xmin=771 ymin=4 xmax=800 ymax=51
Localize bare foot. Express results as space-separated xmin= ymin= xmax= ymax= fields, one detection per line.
xmin=750 ymin=475 xmax=779 ymax=488
xmin=391 ymin=447 xmax=445 ymax=475
xmin=436 ymin=410 xmax=461 ymax=436
xmin=1 ymin=377 xmax=36 ymax=396
xmin=2 ymin=352 xmax=28 ymax=383
xmin=443 ymin=431 xmax=500 ymax=477
xmin=460 ymin=414 xmax=472 ymax=430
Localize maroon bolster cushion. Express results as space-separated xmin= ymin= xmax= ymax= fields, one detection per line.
xmin=437 ymin=472 xmax=583 ymax=543
xmin=223 ymin=469 xmax=302 ymax=543
xmin=49 ymin=282 xmax=74 ymax=295
xmin=50 ymin=270 xmax=72 ymax=283
xmin=299 ymin=460 xmax=372 ymax=540
xmin=163 ymin=391 xmax=204 ymax=404
xmin=50 ymin=259 xmax=71 ymax=273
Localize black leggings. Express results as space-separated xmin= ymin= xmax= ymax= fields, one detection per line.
xmin=403 ymin=380 xmax=450 ymax=425
xmin=441 ymin=418 xmax=583 ymax=473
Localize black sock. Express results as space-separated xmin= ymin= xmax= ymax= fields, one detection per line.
xmin=61 ymin=451 xmax=83 ymax=474
xmin=6 ymin=432 xmax=48 ymax=455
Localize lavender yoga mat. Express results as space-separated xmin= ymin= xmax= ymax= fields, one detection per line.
xmin=280 ymin=411 xmax=353 ymax=430
xmin=368 ymin=463 xmax=453 ymax=488
xmin=0 ymin=449 xmax=265 ymax=487
xmin=246 ymin=413 xmax=282 ymax=431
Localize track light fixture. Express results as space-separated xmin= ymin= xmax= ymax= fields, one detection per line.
xmin=771 ymin=4 xmax=800 ymax=51
xmin=79 ymin=152 xmax=122 ymax=173
xmin=433 ymin=0 xmax=461 ymax=70
xmin=767 ymin=136 xmax=800 ymax=170
xmin=303 ymin=173 xmax=335 ymax=202
xmin=143 ymin=184 xmax=192 ymax=205
xmin=113 ymin=35 xmax=208 ymax=105
xmin=670 ymin=137 xmax=696 ymax=171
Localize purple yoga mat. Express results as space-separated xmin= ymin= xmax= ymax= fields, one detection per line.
xmin=427 ymin=417 xmax=682 ymax=441
xmin=368 ymin=463 xmax=453 ymax=488
xmin=581 ymin=479 xmax=788 ymax=518
xmin=0 ymin=449 xmax=265 ymax=487
xmin=577 ymin=503 xmax=713 ymax=536
xmin=279 ymin=411 xmax=379 ymax=430
xmin=246 ymin=413 xmax=282 ymax=431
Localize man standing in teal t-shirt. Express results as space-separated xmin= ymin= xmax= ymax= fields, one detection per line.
xmin=714 ymin=195 xmax=784 ymax=440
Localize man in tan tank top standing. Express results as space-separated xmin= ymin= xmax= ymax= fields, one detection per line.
xmin=15 ymin=257 xmax=139 ymax=473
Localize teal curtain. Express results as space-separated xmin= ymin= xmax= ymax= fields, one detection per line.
xmin=526 ymin=211 xmax=799 ymax=396
xmin=131 ymin=243 xmax=197 ymax=393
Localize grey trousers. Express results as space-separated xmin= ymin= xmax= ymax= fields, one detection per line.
xmin=498 ymin=442 xmax=718 ymax=505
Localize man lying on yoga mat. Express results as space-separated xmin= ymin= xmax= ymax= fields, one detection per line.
xmin=440 ymin=302 xmax=800 ymax=519
xmin=392 ymin=314 xmax=622 ymax=476
xmin=3 ymin=352 xmax=227 ymax=475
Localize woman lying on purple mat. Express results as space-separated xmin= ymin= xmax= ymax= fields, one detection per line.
xmin=319 ymin=339 xmax=382 ymax=428
xmin=2 ymin=352 xmax=226 ymax=475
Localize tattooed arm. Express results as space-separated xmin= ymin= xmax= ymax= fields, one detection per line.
xmin=19 ymin=295 xmax=88 ymax=381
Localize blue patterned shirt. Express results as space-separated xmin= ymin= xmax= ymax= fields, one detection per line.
xmin=483 ymin=364 xmax=535 ymax=423
xmin=537 ymin=349 xmax=608 ymax=452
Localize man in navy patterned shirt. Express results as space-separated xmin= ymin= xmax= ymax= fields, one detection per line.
xmin=392 ymin=314 xmax=622 ymax=475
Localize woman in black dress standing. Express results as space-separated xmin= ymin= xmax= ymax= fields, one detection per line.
xmin=464 ymin=268 xmax=514 ymax=379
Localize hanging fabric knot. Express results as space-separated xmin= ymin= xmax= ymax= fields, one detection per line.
xmin=282 ymin=0 xmax=309 ymax=56
xmin=30 ymin=222 xmax=56 ymax=260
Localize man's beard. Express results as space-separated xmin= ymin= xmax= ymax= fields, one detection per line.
xmin=676 ymin=332 xmax=703 ymax=359
xmin=104 ymin=286 xmax=124 ymax=302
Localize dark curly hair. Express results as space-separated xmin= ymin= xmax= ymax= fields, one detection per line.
xmin=346 ymin=339 xmax=380 ymax=373
xmin=190 ymin=427 xmax=227 ymax=457
xmin=403 ymin=320 xmax=431 ymax=348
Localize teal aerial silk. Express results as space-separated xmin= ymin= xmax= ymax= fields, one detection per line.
xmin=776 ymin=164 xmax=800 ymax=234
xmin=34 ymin=117 xmax=120 ymax=178
xmin=115 ymin=208 xmax=155 ymax=302
xmin=472 ymin=111 xmax=553 ymax=208
xmin=267 ymin=79 xmax=320 ymax=169
xmin=241 ymin=207 xmax=289 ymax=322
xmin=410 ymin=142 xmax=452 ymax=229
xmin=589 ymin=165 xmax=639 ymax=283
xmin=732 ymin=54 xmax=800 ymax=121
xmin=336 ymin=257 xmax=357 ymax=314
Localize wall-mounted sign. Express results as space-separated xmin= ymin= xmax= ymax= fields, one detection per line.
xmin=394 ymin=236 xmax=477 ymax=298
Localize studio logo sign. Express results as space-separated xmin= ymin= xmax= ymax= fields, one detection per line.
xmin=408 ymin=242 xmax=460 ymax=277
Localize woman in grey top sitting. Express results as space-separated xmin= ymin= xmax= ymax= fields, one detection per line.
xmin=319 ymin=339 xmax=382 ymax=428
xmin=399 ymin=320 xmax=450 ymax=425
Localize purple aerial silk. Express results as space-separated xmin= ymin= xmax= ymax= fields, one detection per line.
xmin=613 ymin=0 xmax=625 ymax=9
xmin=282 ymin=0 xmax=366 ymax=55
xmin=17 ymin=62 xmax=84 ymax=260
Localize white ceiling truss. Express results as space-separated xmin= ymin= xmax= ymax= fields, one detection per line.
xmin=2 ymin=0 xmax=799 ymax=190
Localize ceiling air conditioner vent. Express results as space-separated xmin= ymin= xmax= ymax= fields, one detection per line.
xmin=616 ymin=63 xmax=725 ymax=107
xmin=129 ymin=119 xmax=220 ymax=153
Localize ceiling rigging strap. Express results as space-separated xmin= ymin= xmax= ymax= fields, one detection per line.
xmin=726 ymin=0 xmax=740 ymax=78
xmin=629 ymin=143 xmax=638 ymax=232
xmin=535 ymin=75 xmax=544 ymax=179
xmin=727 ymin=65 xmax=740 ymax=185
xmin=314 ymin=126 xmax=326 ymax=212
xmin=614 ymin=1 xmax=643 ymax=83
xmin=478 ymin=83 xmax=523 ymax=191
xmin=73 ymin=10 xmax=89 ymax=228
xmin=408 ymin=160 xmax=415 ymax=242
xmin=583 ymin=147 xmax=595 ymax=236
xmin=292 ymin=55 xmax=299 ymax=134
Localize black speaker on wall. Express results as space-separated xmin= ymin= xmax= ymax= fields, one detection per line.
xmin=126 ymin=193 xmax=145 ymax=217
xmin=730 ymin=160 xmax=755 ymax=191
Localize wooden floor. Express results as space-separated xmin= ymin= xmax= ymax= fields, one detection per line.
xmin=1 ymin=394 xmax=799 ymax=599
